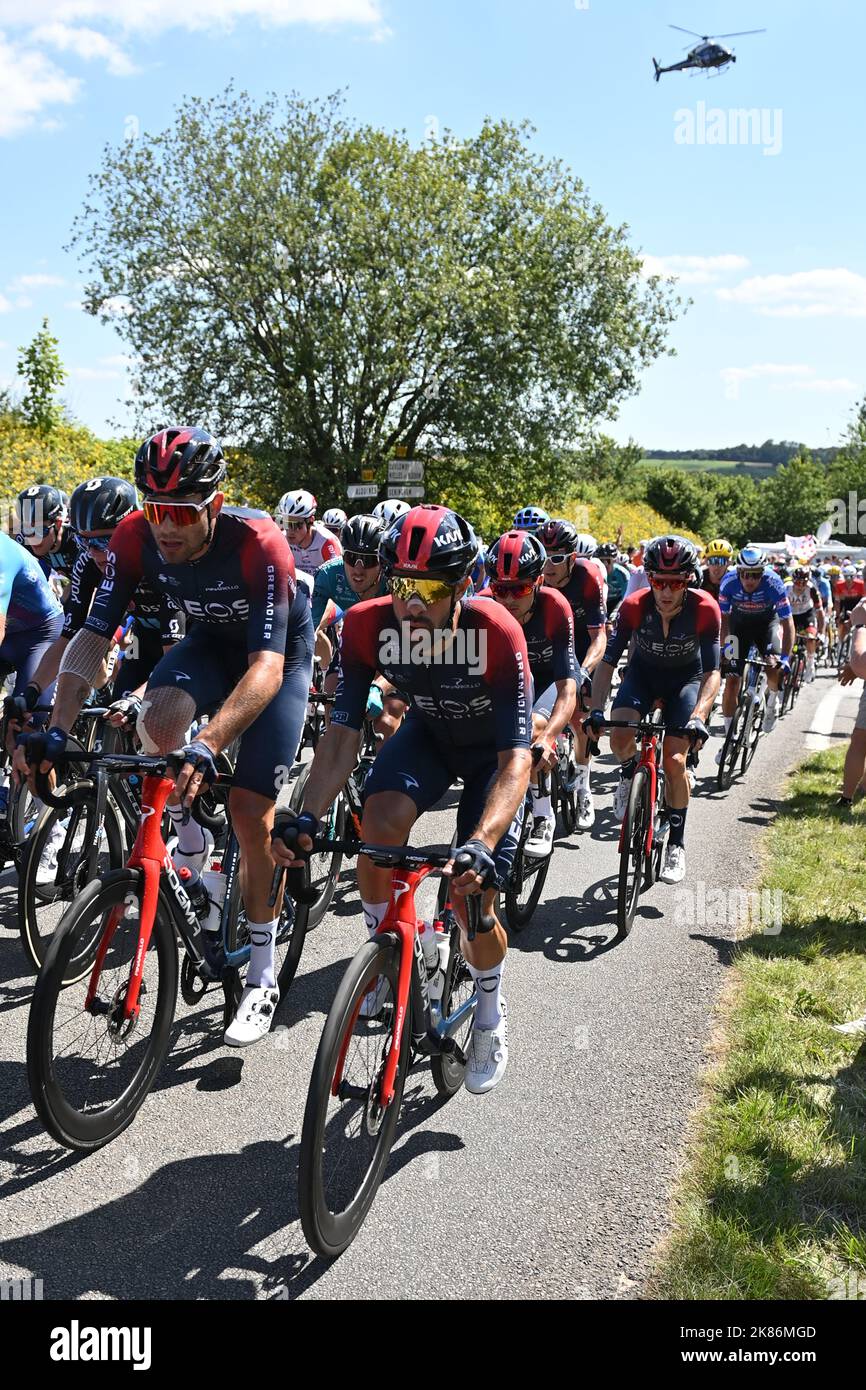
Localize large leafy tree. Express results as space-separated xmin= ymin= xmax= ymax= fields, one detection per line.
xmin=71 ymin=89 xmax=680 ymax=499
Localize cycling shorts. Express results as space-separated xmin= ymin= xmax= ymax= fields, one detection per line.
xmin=532 ymin=681 xmax=559 ymax=721
xmin=145 ymin=587 xmax=314 ymax=800
xmin=725 ymin=617 xmax=781 ymax=676
xmin=838 ymin=596 xmax=861 ymax=616
xmin=0 ymin=610 xmax=65 ymax=719
xmin=793 ymin=610 xmax=817 ymax=637
xmin=112 ymin=625 xmax=166 ymax=701
xmin=613 ymin=657 xmax=703 ymax=732
xmin=362 ymin=713 xmax=525 ymax=885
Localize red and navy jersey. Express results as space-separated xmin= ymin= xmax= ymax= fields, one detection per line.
xmin=331 ymin=595 xmax=531 ymax=751
xmin=547 ymin=559 xmax=606 ymax=637
xmin=66 ymin=541 xmax=178 ymax=645
xmin=603 ymin=587 xmax=721 ymax=671
xmin=14 ymin=527 xmax=81 ymax=582
xmin=83 ymin=508 xmax=297 ymax=656
xmin=479 ymin=585 xmax=577 ymax=691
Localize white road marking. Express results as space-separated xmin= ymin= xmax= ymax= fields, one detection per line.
xmin=805 ymin=680 xmax=857 ymax=749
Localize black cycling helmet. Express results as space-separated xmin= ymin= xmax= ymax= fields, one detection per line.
xmin=341 ymin=513 xmax=385 ymax=556
xmin=70 ymin=477 xmax=138 ymax=534
xmin=538 ymin=518 xmax=578 ymax=556
xmin=595 ymin=541 xmax=619 ymax=559
xmin=644 ymin=534 xmax=700 ymax=576
xmin=379 ymin=504 xmax=477 ymax=582
xmin=16 ymin=484 xmax=68 ymax=535
xmin=135 ymin=426 xmax=226 ymax=497
xmin=487 ymin=530 xmax=547 ymax=582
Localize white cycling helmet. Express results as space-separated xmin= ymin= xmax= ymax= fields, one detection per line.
xmin=372 ymin=498 xmax=411 ymax=526
xmin=574 ymin=532 xmax=598 ymax=558
xmin=323 ymin=506 xmax=348 ymax=534
xmin=276 ymin=488 xmax=317 ymax=522
xmin=842 ymin=563 xmax=857 ymax=579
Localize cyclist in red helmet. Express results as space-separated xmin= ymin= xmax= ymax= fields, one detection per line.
xmin=271 ymin=504 xmax=534 ymax=1095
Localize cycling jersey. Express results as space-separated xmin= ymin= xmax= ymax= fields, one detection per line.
xmin=289 ymin=522 xmax=342 ymax=578
xmin=624 ymin=565 xmax=649 ymax=599
xmin=332 ymin=595 xmax=531 ymax=751
xmin=311 ymin=555 xmax=386 ymax=629
xmin=606 ymin=561 xmax=630 ymax=613
xmin=0 ymin=532 xmax=63 ymax=635
xmin=603 ymin=587 xmax=721 ymax=671
xmin=718 ymin=569 xmax=792 ymax=623
xmin=84 ymin=508 xmax=297 ymax=656
xmin=787 ymin=582 xmax=822 ymax=618
xmin=546 ymin=560 xmax=605 ymax=666
xmin=479 ymin=584 xmax=577 ymax=694
xmin=814 ymin=577 xmax=832 ymax=609
xmin=701 ymin=567 xmax=724 ymax=603
xmin=66 ymin=541 xmax=179 ymax=645
xmin=834 ymin=578 xmax=865 ymax=610
xmin=14 ymin=527 xmax=81 ymax=582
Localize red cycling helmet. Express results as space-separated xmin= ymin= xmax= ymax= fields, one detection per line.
xmin=644 ymin=534 xmax=699 ymax=575
xmin=135 ymin=427 xmax=226 ymax=497
xmin=487 ymin=530 xmax=546 ymax=582
xmin=378 ymin=504 xmax=477 ymax=582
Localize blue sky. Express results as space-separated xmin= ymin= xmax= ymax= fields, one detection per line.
xmin=0 ymin=0 xmax=863 ymax=450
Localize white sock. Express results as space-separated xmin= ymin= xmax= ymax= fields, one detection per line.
xmin=469 ymin=960 xmax=503 ymax=1029
xmin=767 ymin=690 xmax=778 ymax=708
xmin=575 ymin=764 xmax=589 ymax=789
xmin=167 ymin=803 xmax=208 ymax=875
xmin=530 ymin=780 xmax=543 ymax=806
xmin=532 ymin=795 xmax=552 ymax=820
xmin=361 ymin=900 xmax=389 ymax=938
xmin=723 ymin=715 xmax=732 ymax=734
xmin=246 ymin=918 xmax=278 ymax=990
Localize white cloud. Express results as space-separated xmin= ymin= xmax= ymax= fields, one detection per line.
xmin=0 ymin=31 xmax=80 ymax=138
xmin=4 ymin=2 xmax=384 ymax=34
xmin=70 ymin=364 xmax=122 ymax=379
xmin=7 ymin=272 xmax=66 ymax=290
xmin=0 ymin=295 xmax=12 ymax=313
xmin=32 ymin=22 xmax=136 ymax=76
xmin=771 ymin=377 xmax=858 ymax=394
xmin=642 ymin=253 xmax=749 ymax=286
xmin=717 ymin=268 xmax=866 ymax=318
xmin=64 ymin=299 xmax=84 ymax=310
xmin=720 ymin=362 xmax=859 ymax=401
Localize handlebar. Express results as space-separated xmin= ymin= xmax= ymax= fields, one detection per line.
xmin=29 ymin=748 xmax=234 ymax=810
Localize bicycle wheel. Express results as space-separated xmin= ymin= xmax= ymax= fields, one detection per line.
xmin=430 ymin=916 xmax=476 ymax=1098
xmin=27 ymin=870 xmax=178 ymax=1151
xmin=616 ymin=767 xmax=650 ymax=940
xmin=298 ymin=934 xmax=410 ymax=1258
xmin=504 ymin=807 xmax=551 ymax=931
xmin=740 ymin=700 xmax=760 ymax=775
xmin=289 ymin=761 xmax=345 ymax=928
xmin=18 ymin=795 xmax=125 ymax=981
xmin=716 ymin=703 xmax=745 ymax=792
xmin=224 ymin=854 xmax=312 ymax=1002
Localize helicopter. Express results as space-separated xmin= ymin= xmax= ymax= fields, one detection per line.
xmin=653 ymin=25 xmax=766 ymax=81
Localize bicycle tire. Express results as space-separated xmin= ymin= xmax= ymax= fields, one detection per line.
xmin=224 ymin=852 xmax=312 ymax=1001
xmin=716 ymin=703 xmax=745 ymax=792
xmin=289 ymin=762 xmax=345 ymax=929
xmin=616 ymin=767 xmax=650 ymax=939
xmin=740 ymin=699 xmax=759 ymax=775
xmin=430 ymin=917 xmax=475 ymax=1098
xmin=298 ymin=934 xmax=409 ymax=1258
xmin=504 ymin=807 xmax=551 ymax=931
xmin=27 ymin=870 xmax=178 ymax=1151
xmin=18 ymin=794 xmax=125 ymax=981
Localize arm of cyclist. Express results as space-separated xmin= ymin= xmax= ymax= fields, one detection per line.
xmin=450 ymin=746 xmax=533 ymax=896
xmin=779 ymin=614 xmax=795 ymax=661
xmin=533 ymin=678 xmax=577 ymax=769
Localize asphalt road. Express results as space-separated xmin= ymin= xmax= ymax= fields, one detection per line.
xmin=0 ymin=668 xmax=858 ymax=1301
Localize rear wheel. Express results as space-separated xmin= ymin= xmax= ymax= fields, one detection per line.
xmin=504 ymin=804 xmax=551 ymax=932
xmin=616 ymin=767 xmax=650 ymax=940
xmin=716 ymin=702 xmax=745 ymax=792
xmin=289 ymin=762 xmax=345 ymax=928
xmin=298 ymin=935 xmax=410 ymax=1259
xmin=430 ymin=913 xmax=476 ymax=1097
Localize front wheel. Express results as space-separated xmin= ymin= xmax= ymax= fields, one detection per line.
xmin=504 ymin=806 xmax=551 ymax=932
xmin=289 ymin=762 xmax=345 ymax=928
xmin=298 ymin=935 xmax=410 ymax=1259
xmin=27 ymin=870 xmax=178 ymax=1151
xmin=616 ymin=767 xmax=651 ymax=940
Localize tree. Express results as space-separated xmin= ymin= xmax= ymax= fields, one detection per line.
xmin=753 ymin=452 xmax=829 ymax=539
xmin=16 ymin=318 xmax=67 ymax=435
xmin=71 ymin=88 xmax=681 ymax=500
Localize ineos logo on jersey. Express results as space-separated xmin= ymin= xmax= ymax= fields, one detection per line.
xmin=180 ymin=598 xmax=249 ymax=621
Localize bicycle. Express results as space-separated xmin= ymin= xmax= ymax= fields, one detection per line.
xmin=716 ymin=648 xmax=769 ymax=792
xmin=588 ymin=711 xmax=701 ymax=940
xmin=26 ymin=749 xmax=306 ymax=1151
xmin=780 ymin=639 xmax=807 ymax=716
xmin=283 ymin=838 xmax=483 ymax=1258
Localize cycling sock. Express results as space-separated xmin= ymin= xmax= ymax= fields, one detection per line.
xmin=723 ymin=715 xmax=732 ymax=734
xmin=667 ymin=806 xmax=687 ymax=847
xmin=167 ymin=803 xmax=208 ymax=869
xmin=532 ymin=794 xmax=552 ymax=820
xmin=246 ymin=918 xmax=278 ymax=990
xmin=574 ymin=763 xmax=590 ymax=788
xmin=468 ymin=960 xmax=503 ymax=1029
xmin=621 ymin=756 xmax=637 ymax=781
xmin=361 ymin=900 xmax=389 ymax=938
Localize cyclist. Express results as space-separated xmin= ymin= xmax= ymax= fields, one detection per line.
xmin=589 ymin=535 xmax=719 ymax=884
xmin=322 ymin=507 xmax=348 ymax=537
xmin=788 ymin=566 xmax=824 ymax=682
xmin=484 ymin=529 xmax=579 ymax=849
xmin=837 ymin=597 xmax=866 ymax=808
xmin=15 ymin=427 xmax=315 ymax=1048
xmin=596 ymin=541 xmax=630 ymax=617
xmin=540 ymin=518 xmax=606 ymax=825
xmin=372 ymin=498 xmax=411 ymax=528
xmin=311 ymin=513 xmax=404 ymax=738
xmin=834 ymin=564 xmax=866 ymax=644
xmin=271 ymin=504 xmax=533 ymax=1095
xmin=0 ymin=531 xmax=64 ymax=818
xmin=702 ymin=538 xmax=733 ymax=602
xmin=14 ymin=485 xmax=78 ymax=595
xmin=513 ymin=506 xmax=550 ymax=534
xmin=718 ymin=545 xmax=793 ymax=736
xmin=275 ymin=488 xmax=342 ymax=577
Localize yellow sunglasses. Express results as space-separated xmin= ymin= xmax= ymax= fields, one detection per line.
xmin=388 ymin=574 xmax=457 ymax=606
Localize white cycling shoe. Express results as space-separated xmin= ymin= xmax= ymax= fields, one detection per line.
xmin=36 ymin=819 xmax=69 ymax=885
xmin=577 ymin=789 xmax=595 ymax=830
xmin=763 ymin=702 xmax=778 ymax=733
xmin=465 ymin=1000 xmax=508 ymax=1096
xmin=224 ymin=985 xmax=280 ymax=1047
xmin=660 ymin=844 xmax=686 ymax=884
xmin=614 ymin=773 xmax=633 ymax=821
xmin=525 ymin=814 xmax=555 ymax=858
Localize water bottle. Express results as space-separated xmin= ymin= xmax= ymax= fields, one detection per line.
xmin=199 ymin=863 xmax=227 ymax=937
xmin=178 ymin=866 xmax=209 ymax=921
xmin=419 ymin=920 xmax=444 ymax=1006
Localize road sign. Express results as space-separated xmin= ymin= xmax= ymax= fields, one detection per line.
xmin=388 ymin=484 xmax=425 ymax=500
xmin=361 ymin=469 xmax=377 ymax=482
xmin=388 ymin=459 xmax=424 ymax=484
xmin=394 ymin=445 xmax=408 ymax=459
xmin=347 ymin=484 xmax=379 ymax=500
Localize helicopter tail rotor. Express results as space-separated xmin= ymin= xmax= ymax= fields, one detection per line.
xmin=653 ymin=57 xmax=661 ymax=81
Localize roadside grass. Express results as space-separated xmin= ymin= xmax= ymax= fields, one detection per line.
xmin=636 ymin=458 xmax=777 ymax=480
xmin=649 ymin=748 xmax=866 ymax=1300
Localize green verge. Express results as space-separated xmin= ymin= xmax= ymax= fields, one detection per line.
xmin=649 ymin=747 xmax=866 ymax=1301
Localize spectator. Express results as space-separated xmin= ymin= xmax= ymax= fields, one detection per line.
xmin=836 ymin=597 xmax=866 ymax=808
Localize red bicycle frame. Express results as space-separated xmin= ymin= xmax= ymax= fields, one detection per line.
xmin=84 ymin=772 xmax=180 ymax=1025
xmin=615 ymin=721 xmax=662 ymax=860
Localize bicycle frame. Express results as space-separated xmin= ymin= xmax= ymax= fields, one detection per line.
xmin=616 ymin=717 xmax=663 ymax=860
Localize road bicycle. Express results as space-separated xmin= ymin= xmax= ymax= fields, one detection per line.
xmin=26 ymin=749 xmax=305 ymax=1151
xmin=278 ymin=837 xmax=482 ymax=1258
xmin=780 ymin=638 xmax=807 ymax=716
xmin=716 ymin=648 xmax=769 ymax=791
xmin=588 ymin=711 xmax=700 ymax=940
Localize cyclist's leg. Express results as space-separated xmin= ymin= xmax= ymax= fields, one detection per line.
xmin=1 ymin=611 xmax=65 ymax=723
xmin=841 ymin=687 xmax=866 ymax=801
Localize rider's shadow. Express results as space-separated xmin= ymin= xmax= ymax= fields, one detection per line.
xmin=509 ymin=874 xmax=662 ymax=962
